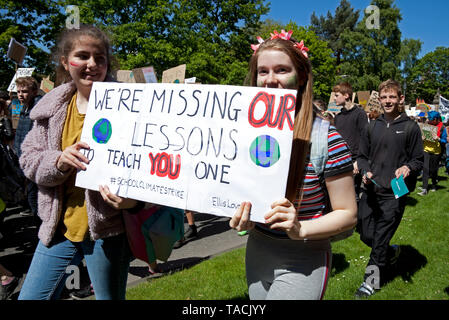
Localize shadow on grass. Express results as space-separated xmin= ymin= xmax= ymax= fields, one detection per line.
xmin=384 ymin=244 xmax=427 ymax=285
xmin=444 ymin=287 xmax=449 ymax=297
xmin=405 ymin=196 xmax=418 ymax=207
xmin=129 ymin=256 xmax=209 ymax=279
xmin=330 ymin=253 xmax=350 ymax=276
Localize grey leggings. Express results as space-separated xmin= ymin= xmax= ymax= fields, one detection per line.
xmin=246 ymin=228 xmax=332 ymax=300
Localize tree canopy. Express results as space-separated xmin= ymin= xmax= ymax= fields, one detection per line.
xmin=1 ymin=0 xmax=269 ymax=89
xmin=408 ymin=47 xmax=449 ymax=102
xmin=0 ymin=0 xmax=445 ymax=106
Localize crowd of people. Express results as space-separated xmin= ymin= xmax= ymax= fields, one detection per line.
xmin=0 ymin=24 xmax=445 ymax=300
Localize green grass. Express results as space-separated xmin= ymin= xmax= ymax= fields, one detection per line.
xmin=126 ymin=247 xmax=248 ymax=300
xmin=126 ymin=169 xmax=449 ymax=300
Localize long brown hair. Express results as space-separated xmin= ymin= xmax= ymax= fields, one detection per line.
xmin=52 ymin=24 xmax=114 ymax=86
xmin=246 ymin=37 xmax=314 ymax=202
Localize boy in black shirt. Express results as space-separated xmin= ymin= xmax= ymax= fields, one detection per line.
xmin=355 ymin=79 xmax=423 ymax=298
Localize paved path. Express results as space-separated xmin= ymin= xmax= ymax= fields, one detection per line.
xmin=0 ymin=207 xmax=248 ymax=299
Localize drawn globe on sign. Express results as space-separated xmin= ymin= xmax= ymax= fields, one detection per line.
xmin=249 ymin=135 xmax=280 ymax=168
xmin=92 ymin=118 xmax=112 ymax=144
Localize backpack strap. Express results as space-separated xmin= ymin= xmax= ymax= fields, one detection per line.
xmin=310 ymin=117 xmax=353 ymax=242
xmin=310 ymin=116 xmax=330 ymax=176
xmin=310 ymin=116 xmax=332 ymax=214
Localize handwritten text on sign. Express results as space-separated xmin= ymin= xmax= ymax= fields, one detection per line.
xmin=75 ymin=83 xmax=296 ymax=223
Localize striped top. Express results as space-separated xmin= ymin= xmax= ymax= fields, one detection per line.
xmin=293 ymin=126 xmax=353 ymax=220
xmin=255 ymin=126 xmax=352 ymax=237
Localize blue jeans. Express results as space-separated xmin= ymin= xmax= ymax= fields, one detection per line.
xmin=18 ymin=233 xmax=131 ymax=300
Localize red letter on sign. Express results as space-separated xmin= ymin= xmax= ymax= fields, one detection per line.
xmin=148 ymin=152 xmax=181 ymax=180
xmin=248 ymin=91 xmax=296 ymax=130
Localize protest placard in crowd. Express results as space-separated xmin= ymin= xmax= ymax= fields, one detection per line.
xmin=418 ymin=123 xmax=438 ymax=142
xmin=185 ymin=77 xmax=196 ymax=84
xmin=162 ymin=64 xmax=186 ymax=84
xmin=113 ymin=70 xmax=136 ymax=83
xmin=76 ymin=82 xmax=296 ymax=223
xmin=9 ymin=98 xmax=23 ymax=129
xmin=439 ymin=95 xmax=449 ymax=120
xmin=366 ymin=91 xmax=383 ymax=113
xmin=40 ymin=76 xmax=54 ymax=93
xmin=7 ymin=38 xmax=27 ymax=65
xmin=7 ymin=68 xmax=35 ymax=92
xmin=357 ymin=91 xmax=371 ymax=109
xmin=132 ymin=66 xmax=158 ymax=84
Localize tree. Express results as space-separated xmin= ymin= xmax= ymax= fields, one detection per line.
xmin=398 ymin=38 xmax=422 ymax=103
xmin=0 ymin=0 xmax=269 ymax=90
xmin=310 ymin=0 xmax=360 ymax=66
xmin=58 ymin=0 xmax=269 ymax=85
xmin=338 ymin=0 xmax=405 ymax=91
xmin=0 ymin=0 xmax=63 ymax=90
xmin=255 ymin=20 xmax=337 ymax=101
xmin=408 ymin=47 xmax=449 ymax=103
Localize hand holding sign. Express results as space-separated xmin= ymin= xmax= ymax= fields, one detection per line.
xmin=57 ymin=141 xmax=90 ymax=172
xmin=229 ymin=202 xmax=255 ymax=232
xmin=264 ymin=197 xmax=302 ymax=239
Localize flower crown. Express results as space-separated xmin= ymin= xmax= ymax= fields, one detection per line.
xmin=251 ymin=29 xmax=309 ymax=59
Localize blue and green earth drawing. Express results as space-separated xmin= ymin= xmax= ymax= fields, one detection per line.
xmin=249 ymin=135 xmax=280 ymax=168
xmin=92 ymin=118 xmax=112 ymax=144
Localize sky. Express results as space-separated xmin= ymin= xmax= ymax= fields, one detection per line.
xmin=263 ymin=0 xmax=449 ymax=57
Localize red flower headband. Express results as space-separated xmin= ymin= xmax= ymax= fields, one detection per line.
xmin=251 ymin=29 xmax=309 ymax=59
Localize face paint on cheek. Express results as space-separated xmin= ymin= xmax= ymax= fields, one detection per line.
xmin=286 ymin=74 xmax=298 ymax=89
xmin=69 ymin=61 xmax=80 ymax=67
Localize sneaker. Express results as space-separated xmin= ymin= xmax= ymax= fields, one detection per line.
xmin=184 ymin=225 xmax=198 ymax=240
xmin=417 ymin=189 xmax=427 ymax=196
xmin=389 ymin=244 xmax=401 ymax=265
xmin=70 ymin=284 xmax=94 ymax=300
xmin=430 ymin=188 xmax=437 ymax=192
xmin=148 ymin=266 xmax=166 ymax=279
xmin=0 ymin=276 xmax=20 ymax=300
xmin=355 ymin=281 xmax=376 ymax=298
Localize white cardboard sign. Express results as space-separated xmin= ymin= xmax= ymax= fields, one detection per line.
xmin=7 ymin=68 xmax=35 ymax=92
xmin=75 ymin=82 xmax=296 ymax=223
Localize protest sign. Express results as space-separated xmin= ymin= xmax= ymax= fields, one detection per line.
xmin=76 ymin=83 xmax=296 ymax=223
xmin=7 ymin=38 xmax=27 ymax=65
xmin=9 ymin=99 xmax=23 ymax=129
xmin=416 ymin=103 xmax=429 ymax=117
xmin=40 ymin=76 xmax=54 ymax=93
xmin=132 ymin=66 xmax=158 ymax=84
xmin=366 ymin=91 xmax=382 ymax=113
xmin=327 ymin=92 xmax=342 ymax=113
xmin=357 ymin=91 xmax=371 ymax=109
xmin=7 ymin=68 xmax=35 ymax=92
xmin=162 ymin=64 xmax=186 ymax=84
xmin=185 ymin=77 xmax=196 ymax=84
xmin=439 ymin=95 xmax=449 ymax=120
xmin=113 ymin=70 xmax=136 ymax=83
xmin=418 ymin=123 xmax=438 ymax=142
